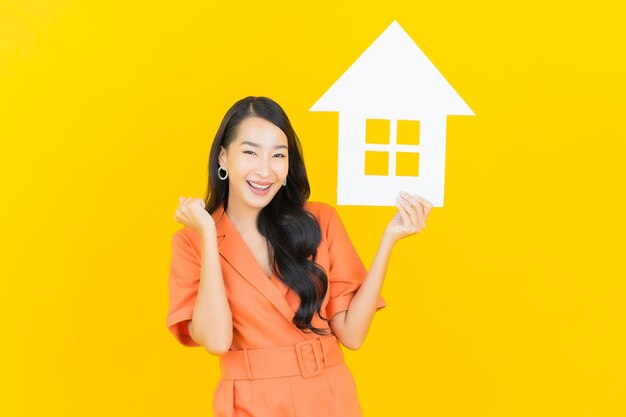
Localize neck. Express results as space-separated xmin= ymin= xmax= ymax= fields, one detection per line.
xmin=225 ymin=198 xmax=261 ymax=232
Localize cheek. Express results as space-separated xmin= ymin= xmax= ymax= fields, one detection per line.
xmin=276 ymin=158 xmax=289 ymax=175
xmin=229 ymin=157 xmax=251 ymax=177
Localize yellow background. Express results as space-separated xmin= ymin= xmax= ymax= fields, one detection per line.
xmin=1 ymin=1 xmax=625 ymax=416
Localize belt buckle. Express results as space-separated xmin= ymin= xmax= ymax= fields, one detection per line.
xmin=295 ymin=338 xmax=324 ymax=379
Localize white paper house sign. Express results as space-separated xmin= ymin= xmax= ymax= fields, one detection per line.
xmin=310 ymin=20 xmax=474 ymax=207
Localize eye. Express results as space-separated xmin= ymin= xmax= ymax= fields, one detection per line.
xmin=273 ymin=153 xmax=286 ymax=158
xmin=243 ymin=150 xmax=256 ymax=156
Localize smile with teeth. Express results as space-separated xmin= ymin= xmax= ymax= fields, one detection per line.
xmin=247 ymin=181 xmax=272 ymax=190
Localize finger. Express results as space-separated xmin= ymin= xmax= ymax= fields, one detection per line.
xmin=414 ymin=195 xmax=433 ymax=217
xmin=402 ymin=192 xmax=427 ymax=227
xmin=395 ymin=201 xmax=411 ymax=228
xmin=414 ymin=195 xmax=433 ymax=208
xmin=397 ymin=195 xmax=419 ymax=227
xmin=402 ymin=192 xmax=425 ymax=228
xmin=178 ymin=197 xmax=191 ymax=213
xmin=398 ymin=193 xmax=420 ymax=227
xmin=413 ymin=202 xmax=425 ymax=229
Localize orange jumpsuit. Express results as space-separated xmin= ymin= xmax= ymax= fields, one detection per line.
xmin=166 ymin=201 xmax=386 ymax=416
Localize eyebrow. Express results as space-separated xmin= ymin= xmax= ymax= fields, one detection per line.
xmin=240 ymin=141 xmax=287 ymax=150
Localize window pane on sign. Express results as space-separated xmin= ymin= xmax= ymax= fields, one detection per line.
xmin=397 ymin=119 xmax=420 ymax=145
xmin=365 ymin=119 xmax=390 ymax=144
xmin=396 ymin=152 xmax=419 ymax=176
xmin=365 ymin=151 xmax=388 ymax=175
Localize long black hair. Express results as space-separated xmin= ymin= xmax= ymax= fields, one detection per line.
xmin=204 ymin=96 xmax=329 ymax=335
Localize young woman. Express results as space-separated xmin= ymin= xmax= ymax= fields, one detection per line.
xmin=167 ymin=96 xmax=432 ymax=417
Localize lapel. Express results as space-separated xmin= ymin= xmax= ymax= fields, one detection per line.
xmin=212 ymin=204 xmax=297 ymax=326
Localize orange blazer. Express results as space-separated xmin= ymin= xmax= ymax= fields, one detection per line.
xmin=166 ymin=201 xmax=386 ymax=350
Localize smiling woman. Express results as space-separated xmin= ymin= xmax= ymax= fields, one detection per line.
xmin=218 ymin=119 xmax=289 ymax=206
xmin=167 ymin=96 xmax=432 ymax=417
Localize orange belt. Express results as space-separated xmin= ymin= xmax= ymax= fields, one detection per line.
xmin=219 ymin=336 xmax=345 ymax=380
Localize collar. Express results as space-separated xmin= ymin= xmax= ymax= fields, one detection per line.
xmin=210 ymin=203 xmax=303 ymax=333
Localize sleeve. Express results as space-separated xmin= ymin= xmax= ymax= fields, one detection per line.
xmin=166 ymin=230 xmax=202 ymax=347
xmin=325 ymin=206 xmax=387 ymax=320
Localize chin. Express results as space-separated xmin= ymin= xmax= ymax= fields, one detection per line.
xmin=241 ymin=184 xmax=281 ymax=209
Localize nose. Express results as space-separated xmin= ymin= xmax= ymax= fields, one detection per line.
xmin=255 ymin=155 xmax=271 ymax=178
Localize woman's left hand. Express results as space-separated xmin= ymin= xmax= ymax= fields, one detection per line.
xmin=384 ymin=191 xmax=433 ymax=243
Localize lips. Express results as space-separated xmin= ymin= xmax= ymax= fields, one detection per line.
xmin=246 ymin=181 xmax=272 ymax=191
xmin=246 ymin=180 xmax=272 ymax=195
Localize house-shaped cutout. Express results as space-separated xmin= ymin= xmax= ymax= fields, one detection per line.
xmin=310 ymin=20 xmax=474 ymax=207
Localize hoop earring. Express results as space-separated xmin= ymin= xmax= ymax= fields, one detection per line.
xmin=282 ymin=178 xmax=287 ymax=187
xmin=218 ymin=166 xmax=229 ymax=180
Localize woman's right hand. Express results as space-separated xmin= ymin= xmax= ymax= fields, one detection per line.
xmin=174 ymin=197 xmax=215 ymax=235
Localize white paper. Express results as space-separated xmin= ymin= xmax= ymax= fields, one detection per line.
xmin=310 ymin=20 xmax=475 ymax=207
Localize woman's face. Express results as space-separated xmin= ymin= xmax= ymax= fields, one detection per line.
xmin=219 ymin=116 xmax=289 ymax=212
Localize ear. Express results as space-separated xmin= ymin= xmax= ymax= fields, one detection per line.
xmin=218 ymin=146 xmax=227 ymax=167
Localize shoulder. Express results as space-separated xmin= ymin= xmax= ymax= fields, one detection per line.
xmin=304 ymin=201 xmax=341 ymax=234
xmin=304 ymin=201 xmax=337 ymax=220
xmin=171 ymin=227 xmax=202 ymax=257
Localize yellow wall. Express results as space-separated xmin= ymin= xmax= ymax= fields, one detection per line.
xmin=1 ymin=1 xmax=625 ymax=416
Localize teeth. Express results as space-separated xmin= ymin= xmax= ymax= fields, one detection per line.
xmin=247 ymin=181 xmax=271 ymax=190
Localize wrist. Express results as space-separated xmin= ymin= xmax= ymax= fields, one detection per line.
xmin=200 ymin=223 xmax=217 ymax=239
xmin=381 ymin=230 xmax=398 ymax=248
